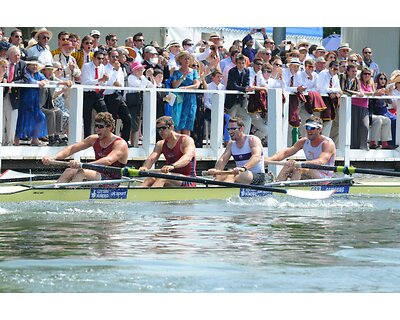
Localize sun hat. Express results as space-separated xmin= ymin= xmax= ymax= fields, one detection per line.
xmin=130 ymin=60 xmax=145 ymax=71
xmin=34 ymin=28 xmax=53 ymax=41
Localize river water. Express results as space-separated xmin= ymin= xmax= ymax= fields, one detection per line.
xmin=1 ymin=194 xmax=400 ymax=294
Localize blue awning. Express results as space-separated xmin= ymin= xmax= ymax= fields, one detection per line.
xmin=223 ymin=27 xmax=323 ymax=38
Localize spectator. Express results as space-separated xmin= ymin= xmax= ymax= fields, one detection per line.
xmin=103 ymin=48 xmax=132 ymax=143
xmin=72 ymin=35 xmax=94 ymax=70
xmin=314 ymin=46 xmax=326 ymax=60
xmin=308 ymin=44 xmax=318 ymax=61
xmin=132 ymin=32 xmax=145 ymax=62
xmin=255 ymin=48 xmax=272 ymax=65
xmin=338 ymin=60 xmax=347 ymax=75
xmin=90 ymin=30 xmax=101 ymax=52
xmin=297 ymin=39 xmax=311 ymax=58
xmin=27 ymin=27 xmax=53 ymax=65
xmin=8 ymin=28 xmax=27 ymax=60
xmin=51 ymin=31 xmax=70 ymax=56
xmin=267 ymin=58 xmax=285 ymax=89
xmin=336 ymin=43 xmax=351 ymax=61
xmin=324 ymin=51 xmax=337 ymax=68
xmin=15 ymin=57 xmax=48 ymax=146
xmin=152 ymin=68 xmax=167 ymax=119
xmin=242 ymin=31 xmax=257 ymax=62
xmin=248 ymin=58 xmax=268 ymax=144
xmin=369 ymin=72 xmax=397 ymax=147
xmin=142 ymin=45 xmax=170 ymax=83
xmin=80 ymin=50 xmax=109 ymax=138
xmin=167 ymin=40 xmax=181 ymax=74
xmin=52 ymin=61 xmax=71 ymax=142
xmin=125 ymin=36 xmax=134 ymax=48
xmin=40 ymin=64 xmax=71 ymax=146
xmin=3 ymin=46 xmax=28 ymax=146
xmin=362 ymin=47 xmax=380 ymax=77
xmin=171 ymin=51 xmax=200 ymax=136
xmin=68 ymin=33 xmax=80 ymax=52
xmin=317 ymin=61 xmax=342 ymax=140
xmin=345 ymin=66 xmax=369 ymax=150
xmin=224 ymin=53 xmax=254 ymax=134
xmin=263 ymin=38 xmax=280 ymax=57
xmin=315 ymin=57 xmax=326 ymax=74
xmin=126 ymin=60 xmax=155 ymax=146
xmin=53 ymin=41 xmax=81 ymax=82
xmin=298 ymin=46 xmax=308 ymax=65
xmin=221 ymin=47 xmax=240 ymax=85
xmin=0 ymin=41 xmax=11 ymax=58
xmin=116 ymin=47 xmax=132 ymax=87
xmin=105 ymin=33 xmax=118 ymax=49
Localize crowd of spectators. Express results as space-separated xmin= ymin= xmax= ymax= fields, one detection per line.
xmin=1 ymin=27 xmax=399 ymax=150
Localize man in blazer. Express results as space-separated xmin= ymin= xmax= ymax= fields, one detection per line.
xmin=3 ymin=46 xmax=28 ymax=145
xmin=224 ymin=54 xmax=254 ymax=134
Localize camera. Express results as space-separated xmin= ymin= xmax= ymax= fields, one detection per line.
xmin=255 ymin=28 xmax=262 ymax=32
xmin=287 ymin=41 xmax=291 ymax=44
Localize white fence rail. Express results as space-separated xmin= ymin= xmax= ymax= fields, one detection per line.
xmin=1 ymin=83 xmax=399 ymax=173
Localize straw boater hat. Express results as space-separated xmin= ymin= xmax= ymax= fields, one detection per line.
xmin=337 ymin=42 xmax=351 ymax=51
xmin=34 ymin=27 xmax=53 ymax=41
xmin=287 ymin=57 xmax=302 ymax=65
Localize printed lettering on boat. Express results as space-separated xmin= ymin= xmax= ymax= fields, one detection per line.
xmin=90 ymin=188 xmax=128 ymax=199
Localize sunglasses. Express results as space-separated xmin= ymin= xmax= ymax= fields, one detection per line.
xmin=156 ymin=125 xmax=170 ymax=131
xmin=363 ymin=73 xmax=371 ymax=76
xmin=56 ymin=68 xmax=63 ymax=71
xmin=191 ymin=64 xmax=199 ymax=68
xmin=41 ymin=36 xmax=50 ymax=40
xmin=306 ymin=65 xmax=315 ymax=69
xmin=14 ymin=35 xmax=23 ymax=38
xmin=332 ymin=67 xmax=339 ymax=71
xmin=273 ymin=63 xmax=282 ymax=67
xmin=110 ymin=55 xmax=119 ymax=59
xmin=364 ymin=51 xmax=372 ymax=54
xmin=305 ymin=125 xmax=318 ymax=131
xmin=84 ymin=42 xmax=93 ymax=45
xmin=266 ymin=42 xmax=275 ymax=45
xmin=255 ymin=63 xmax=263 ymax=66
xmin=92 ymin=35 xmax=100 ymax=38
xmin=95 ymin=123 xmax=107 ymax=129
xmin=349 ymin=59 xmax=357 ymax=62
xmin=135 ymin=39 xmax=145 ymax=42
xmin=110 ymin=39 xmax=118 ymax=42
xmin=227 ymin=126 xmax=241 ymax=131
xmin=265 ymin=52 xmax=272 ymax=56
xmin=96 ymin=57 xmax=104 ymax=60
xmin=379 ymin=77 xmax=387 ymax=80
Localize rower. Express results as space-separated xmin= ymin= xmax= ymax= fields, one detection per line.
xmin=265 ymin=115 xmax=336 ymax=181
xmin=41 ymin=112 xmax=128 ymax=183
xmin=138 ymin=116 xmax=197 ymax=187
xmin=207 ymin=117 xmax=266 ymax=185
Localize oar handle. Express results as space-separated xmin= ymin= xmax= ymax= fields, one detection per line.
xmin=202 ymin=170 xmax=235 ymax=176
xmin=266 ymin=160 xmax=302 ymax=168
xmin=48 ymin=160 xmax=73 ymax=167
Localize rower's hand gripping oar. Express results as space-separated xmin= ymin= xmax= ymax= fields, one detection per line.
xmin=47 ymin=161 xmax=335 ymax=200
xmin=267 ymin=160 xmax=400 ymax=177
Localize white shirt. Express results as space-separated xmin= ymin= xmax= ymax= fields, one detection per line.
xmin=298 ymin=70 xmax=319 ymax=92
xmin=27 ymin=44 xmax=53 ymax=65
xmin=222 ymin=61 xmax=235 ymax=86
xmin=282 ymin=68 xmax=301 ymax=93
xmin=249 ymin=67 xmax=268 ymax=87
xmin=80 ymin=61 xmax=107 ymax=92
xmin=267 ymin=76 xmax=285 ymax=89
xmin=53 ymin=53 xmax=81 ymax=79
xmin=127 ymin=74 xmax=154 ymax=93
xmin=204 ymin=81 xmax=225 ymax=110
xmin=104 ymin=63 xmax=125 ymax=95
xmin=317 ymin=70 xmax=341 ymax=95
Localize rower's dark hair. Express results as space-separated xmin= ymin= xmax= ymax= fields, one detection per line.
xmin=156 ymin=116 xmax=174 ymax=127
xmin=229 ymin=117 xmax=245 ymax=127
xmin=95 ymin=112 xmax=115 ymax=130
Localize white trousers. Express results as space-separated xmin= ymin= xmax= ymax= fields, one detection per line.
xmin=2 ymin=94 xmax=18 ymax=145
xmin=370 ymin=115 xmax=392 ymax=142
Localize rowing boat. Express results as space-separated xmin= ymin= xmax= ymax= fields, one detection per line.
xmin=0 ymin=179 xmax=399 ymax=203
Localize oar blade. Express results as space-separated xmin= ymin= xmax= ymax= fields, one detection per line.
xmin=286 ymin=188 xmax=336 ymax=200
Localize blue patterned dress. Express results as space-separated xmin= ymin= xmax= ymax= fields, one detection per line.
xmin=15 ymin=71 xmax=48 ymax=140
xmin=171 ymin=69 xmax=199 ymax=131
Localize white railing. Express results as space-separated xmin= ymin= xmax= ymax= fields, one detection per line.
xmin=1 ymin=83 xmax=399 ymax=173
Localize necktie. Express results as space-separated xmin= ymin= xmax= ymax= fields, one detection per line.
xmin=329 ymin=77 xmax=333 ymax=88
xmin=87 ymin=54 xmax=90 ymax=63
xmin=8 ymin=63 xmax=15 ymax=83
xmin=290 ymin=75 xmax=294 ymax=87
xmin=95 ymin=67 xmax=99 ymax=93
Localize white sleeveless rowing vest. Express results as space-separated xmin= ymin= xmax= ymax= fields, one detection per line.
xmin=231 ymin=136 xmax=265 ymax=174
xmin=303 ymin=136 xmax=335 ymax=178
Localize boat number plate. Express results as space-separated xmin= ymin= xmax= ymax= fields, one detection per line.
xmin=90 ymin=188 xmax=128 ymax=199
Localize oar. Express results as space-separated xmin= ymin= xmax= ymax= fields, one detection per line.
xmin=0 ymin=169 xmax=60 ymax=183
xmin=267 ymin=160 xmax=400 ymax=177
xmin=202 ymin=170 xmax=235 ymax=176
xmin=51 ymin=161 xmax=335 ymax=200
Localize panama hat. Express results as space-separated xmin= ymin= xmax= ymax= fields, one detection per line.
xmin=34 ymin=28 xmax=53 ymax=41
